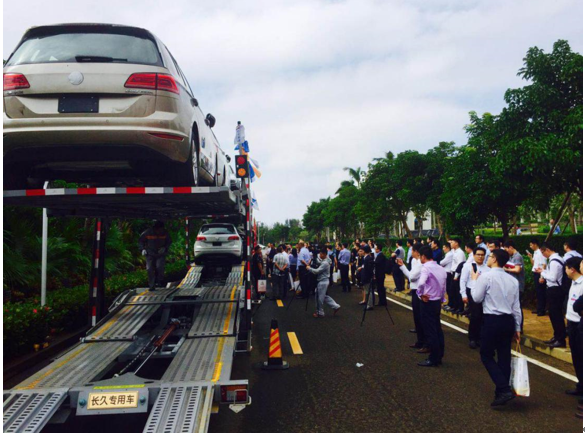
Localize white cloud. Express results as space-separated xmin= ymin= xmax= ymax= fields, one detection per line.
xmin=3 ymin=0 xmax=582 ymax=224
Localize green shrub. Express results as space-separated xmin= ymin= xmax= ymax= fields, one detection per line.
xmin=3 ymin=260 xmax=187 ymax=360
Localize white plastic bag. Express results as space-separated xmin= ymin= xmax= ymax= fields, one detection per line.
xmin=510 ymin=355 xmax=530 ymax=397
xmin=293 ymin=280 xmax=301 ymax=291
xmin=333 ymin=271 xmax=340 ymax=283
xmin=257 ymin=279 xmax=267 ymax=294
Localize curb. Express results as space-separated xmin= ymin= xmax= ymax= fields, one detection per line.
xmin=386 ymin=290 xmax=573 ymax=365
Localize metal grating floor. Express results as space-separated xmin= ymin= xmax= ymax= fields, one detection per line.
xmin=3 ymin=388 xmax=68 ymax=433
xmin=142 ymin=383 xmax=214 ymax=433
xmin=15 ymin=342 xmax=132 ymax=390
xmin=161 ymin=338 xmax=235 ymax=383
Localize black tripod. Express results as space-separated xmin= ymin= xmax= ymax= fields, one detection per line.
xmin=361 ymin=279 xmax=394 ymax=327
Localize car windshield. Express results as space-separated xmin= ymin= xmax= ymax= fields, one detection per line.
xmin=6 ymin=31 xmax=162 ymax=66
xmin=201 ymin=225 xmax=236 ymax=235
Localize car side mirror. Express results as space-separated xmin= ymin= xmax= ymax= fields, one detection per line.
xmin=226 ymin=155 xmax=231 ymax=163
xmin=205 ymin=113 xmax=216 ymax=128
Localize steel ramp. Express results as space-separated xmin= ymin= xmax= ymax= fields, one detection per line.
xmin=188 ymin=284 xmax=239 ymax=338
xmin=175 ymin=266 xmax=205 ymax=297
xmin=3 ymin=388 xmax=67 ymax=433
xmin=143 ymin=382 xmax=214 ymax=433
xmin=15 ymin=342 xmax=132 ymax=390
xmin=86 ymin=288 xmax=174 ymax=341
xmin=162 ymin=338 xmax=235 ymax=383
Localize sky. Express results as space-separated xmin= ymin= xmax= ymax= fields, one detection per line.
xmin=3 ymin=0 xmax=583 ymax=225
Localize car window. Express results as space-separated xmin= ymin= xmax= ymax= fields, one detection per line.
xmin=167 ymin=50 xmax=194 ymax=96
xmin=201 ymin=225 xmax=236 ymax=235
xmin=6 ymin=32 xmax=162 ymax=66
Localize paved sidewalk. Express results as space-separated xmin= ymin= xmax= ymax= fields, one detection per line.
xmin=383 ymin=277 xmax=574 ymax=364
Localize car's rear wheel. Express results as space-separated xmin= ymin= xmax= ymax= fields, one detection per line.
xmin=174 ymin=129 xmax=199 ymax=187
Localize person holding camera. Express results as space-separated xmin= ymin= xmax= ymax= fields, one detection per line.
xmin=139 ymin=220 xmax=172 ymax=291
xmin=460 ymin=247 xmax=489 ymax=349
xmin=307 ymin=247 xmax=341 ymax=318
xmin=359 ymin=246 xmax=375 ymax=310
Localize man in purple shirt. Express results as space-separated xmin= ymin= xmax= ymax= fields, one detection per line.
xmin=417 ymin=246 xmax=448 ymax=367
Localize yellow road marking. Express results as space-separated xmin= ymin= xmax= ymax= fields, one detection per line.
xmin=287 ymin=332 xmax=303 ymax=355
xmin=276 ymin=300 xmax=284 ymax=307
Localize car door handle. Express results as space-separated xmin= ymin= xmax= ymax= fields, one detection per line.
xmin=191 ymin=98 xmax=198 ymax=107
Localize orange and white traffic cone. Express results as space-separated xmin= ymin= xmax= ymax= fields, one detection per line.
xmin=262 ymin=319 xmax=289 ymax=370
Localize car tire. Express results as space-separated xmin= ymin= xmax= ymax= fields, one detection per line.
xmin=174 ymin=129 xmax=199 ymax=187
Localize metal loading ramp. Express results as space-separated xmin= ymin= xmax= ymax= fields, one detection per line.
xmin=3 ymin=388 xmax=68 ymax=433
xmin=14 ymin=342 xmax=132 ymax=390
xmin=85 ymin=288 xmax=175 ymax=341
xmin=143 ymin=383 xmax=214 ymax=433
xmin=162 ymin=337 xmax=236 ymax=383
xmin=175 ymin=266 xmax=205 ymax=297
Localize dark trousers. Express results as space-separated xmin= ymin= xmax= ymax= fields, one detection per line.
xmin=533 ymin=272 xmax=547 ymax=314
xmin=467 ymin=288 xmax=484 ymax=342
xmin=548 ymin=286 xmax=567 ymax=342
xmin=271 ymin=274 xmax=287 ymax=300
xmin=411 ymin=290 xmax=425 ymax=347
xmin=376 ymin=274 xmax=387 ymax=305
xmin=567 ymin=320 xmax=582 ymax=392
xmin=480 ymin=314 xmax=515 ymax=395
xmin=298 ymin=267 xmax=309 ymax=297
xmin=351 ymin=264 xmax=357 ymax=285
xmin=446 ymin=273 xmax=454 ymax=308
xmin=393 ymin=266 xmax=405 ymax=292
xmin=420 ymin=300 xmax=444 ymax=363
xmin=339 ymin=264 xmax=350 ymax=292
xmin=146 ymin=255 xmax=165 ymax=289
xmin=290 ymin=266 xmax=297 ymax=281
xmin=267 ymin=261 xmax=274 ymax=277
xmin=449 ymin=278 xmax=463 ymax=311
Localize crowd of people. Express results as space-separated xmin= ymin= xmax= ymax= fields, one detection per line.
xmin=252 ymin=236 xmax=582 ymax=411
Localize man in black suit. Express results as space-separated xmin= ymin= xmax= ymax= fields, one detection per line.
xmin=374 ymin=245 xmax=388 ymax=306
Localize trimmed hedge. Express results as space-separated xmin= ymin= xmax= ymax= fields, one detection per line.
xmin=4 ymin=260 xmax=187 ymax=360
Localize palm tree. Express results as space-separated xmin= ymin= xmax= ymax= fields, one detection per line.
xmin=343 ymin=167 xmax=363 ymax=187
xmin=336 ymin=180 xmax=354 ymax=194
xmin=373 ymin=151 xmax=394 ymax=163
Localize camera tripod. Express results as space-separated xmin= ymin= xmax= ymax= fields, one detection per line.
xmin=360 ymin=279 xmax=394 ymax=327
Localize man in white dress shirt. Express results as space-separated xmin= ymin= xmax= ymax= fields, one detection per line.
xmin=398 ymin=244 xmax=425 ymax=352
xmin=460 ymin=247 xmax=489 ymax=349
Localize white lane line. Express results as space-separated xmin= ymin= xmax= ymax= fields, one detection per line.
xmin=385 ymin=295 xmax=578 ymax=383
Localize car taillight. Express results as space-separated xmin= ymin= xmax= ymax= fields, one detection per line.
xmin=220 ymin=385 xmax=249 ymax=404
xmin=228 ymin=236 xmax=240 ymax=241
xmin=196 ymin=236 xmax=206 ymax=241
xmin=124 ymin=73 xmax=179 ymax=94
xmin=124 ymin=73 xmax=157 ymax=90
xmin=4 ymin=73 xmax=30 ymax=91
xmin=157 ymin=74 xmax=179 ymax=94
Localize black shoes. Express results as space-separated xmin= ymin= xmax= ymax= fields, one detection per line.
xmin=417 ymin=359 xmax=440 ymax=367
xmin=544 ymin=337 xmax=556 ymax=344
xmin=469 ymin=341 xmax=479 ymax=349
xmin=409 ymin=343 xmax=422 ymax=349
xmin=491 ymin=392 xmax=515 ymax=407
xmin=565 ymin=389 xmax=583 ymax=397
xmin=409 ymin=329 xmax=417 ymax=333
xmin=548 ymin=340 xmax=567 ymax=348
